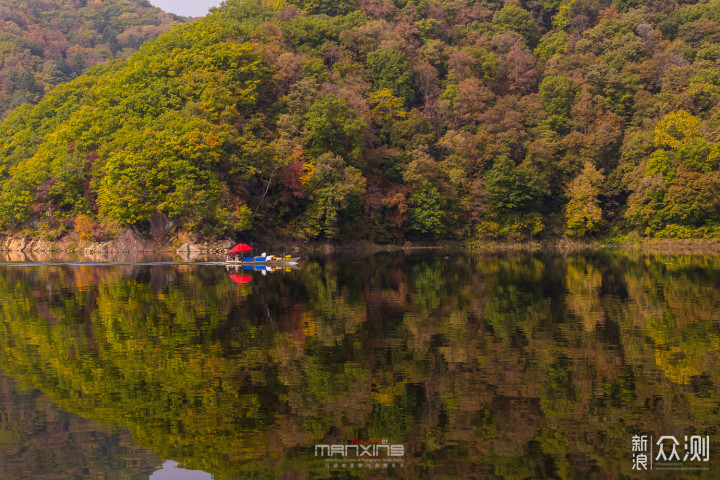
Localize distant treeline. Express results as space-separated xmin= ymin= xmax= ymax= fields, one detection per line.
xmin=0 ymin=0 xmax=719 ymax=242
xmin=0 ymin=0 xmax=183 ymax=119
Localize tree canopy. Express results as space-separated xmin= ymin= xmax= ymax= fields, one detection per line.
xmin=0 ymin=0 xmax=184 ymax=119
xmin=1 ymin=0 xmax=720 ymax=242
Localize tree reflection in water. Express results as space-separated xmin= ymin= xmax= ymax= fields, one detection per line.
xmin=0 ymin=250 xmax=718 ymax=478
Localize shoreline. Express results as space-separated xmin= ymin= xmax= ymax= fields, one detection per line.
xmin=3 ymin=231 xmax=720 ymax=259
xmin=469 ymin=238 xmax=720 ymax=255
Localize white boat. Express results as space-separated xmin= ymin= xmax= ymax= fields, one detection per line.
xmin=226 ymin=244 xmax=300 ymax=265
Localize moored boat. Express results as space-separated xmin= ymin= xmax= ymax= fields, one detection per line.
xmin=224 ymin=256 xmax=301 ymax=265
xmin=225 ymin=243 xmax=300 ymax=265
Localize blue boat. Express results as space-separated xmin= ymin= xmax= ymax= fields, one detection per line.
xmin=226 ymin=243 xmax=299 ymax=265
xmin=241 ymin=264 xmax=271 ymax=271
xmin=240 ymin=256 xmax=267 ymax=262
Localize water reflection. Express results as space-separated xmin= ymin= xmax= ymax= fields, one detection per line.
xmin=0 ymin=375 xmax=161 ymax=479
xmin=0 ymin=250 xmax=718 ymax=478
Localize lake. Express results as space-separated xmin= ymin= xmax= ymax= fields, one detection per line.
xmin=0 ymin=249 xmax=718 ymax=479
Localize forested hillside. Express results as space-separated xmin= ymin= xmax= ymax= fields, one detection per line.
xmin=1 ymin=0 xmax=719 ymax=243
xmin=0 ymin=0 xmax=183 ymax=118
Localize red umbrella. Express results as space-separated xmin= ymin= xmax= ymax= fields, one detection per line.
xmin=229 ymin=274 xmax=253 ymax=284
xmin=229 ymin=243 xmax=253 ymax=253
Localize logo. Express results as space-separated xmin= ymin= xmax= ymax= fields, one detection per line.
xmin=314 ymin=439 xmax=405 ymax=470
xmin=632 ymin=434 xmax=710 ymax=471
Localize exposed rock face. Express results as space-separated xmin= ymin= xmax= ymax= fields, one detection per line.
xmin=177 ymin=242 xmax=202 ymax=255
xmin=176 ymin=239 xmax=234 ymax=259
xmin=218 ymin=238 xmax=234 ymax=251
xmin=0 ymin=230 xmax=157 ymax=253
xmin=3 ymin=236 xmax=28 ymax=252
xmin=100 ymin=228 xmax=157 ymax=253
xmin=149 ymin=212 xmax=172 ymax=241
xmin=176 ymin=243 xmax=201 ymax=261
xmin=0 ymin=231 xmax=235 ymax=254
xmin=0 ymin=236 xmax=57 ymax=252
xmin=22 ymin=238 xmax=56 ymax=252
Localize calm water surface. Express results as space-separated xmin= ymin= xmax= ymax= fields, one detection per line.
xmin=0 ymin=250 xmax=719 ymax=479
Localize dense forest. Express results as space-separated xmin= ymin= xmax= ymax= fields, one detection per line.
xmin=0 ymin=0 xmax=183 ymax=118
xmin=0 ymin=0 xmax=719 ymax=243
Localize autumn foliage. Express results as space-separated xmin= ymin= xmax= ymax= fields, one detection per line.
xmin=0 ymin=0 xmax=183 ymax=119
xmin=1 ymin=0 xmax=720 ymax=241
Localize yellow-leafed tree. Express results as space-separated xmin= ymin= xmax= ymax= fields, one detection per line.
xmin=565 ymin=161 xmax=604 ymax=237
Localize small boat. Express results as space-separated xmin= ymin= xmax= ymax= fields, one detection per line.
xmin=225 ymin=256 xmax=301 ymax=265
xmin=225 ymin=243 xmax=300 ymax=265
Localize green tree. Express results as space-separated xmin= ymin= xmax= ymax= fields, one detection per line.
xmin=369 ymin=88 xmax=407 ymax=141
xmin=539 ymin=75 xmax=579 ymax=133
xmin=304 ymin=153 xmax=367 ymax=238
xmin=492 ymin=6 xmax=540 ymax=47
xmin=305 ymin=94 xmax=367 ymax=164
xmin=627 ymin=111 xmax=720 ymax=235
xmin=97 ymin=116 xmax=236 ymax=231
xmin=291 ymin=0 xmax=359 ymax=15
xmin=485 ymin=156 xmax=538 ymax=213
xmin=366 ymin=49 xmax=414 ymax=105
xmin=407 ymin=185 xmax=445 ymax=237
xmin=534 ymin=31 xmax=569 ymax=61
xmin=565 ymin=161 xmax=605 ymax=237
